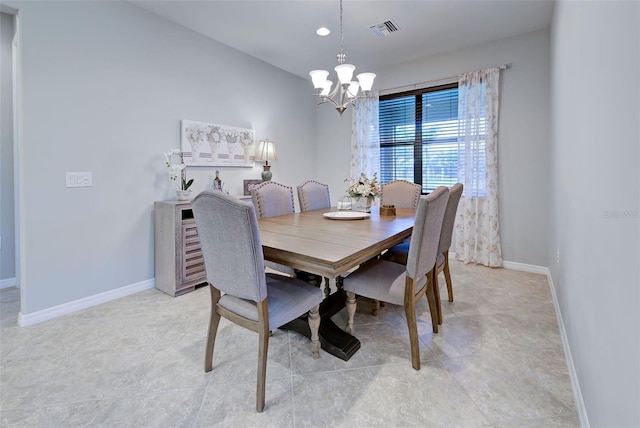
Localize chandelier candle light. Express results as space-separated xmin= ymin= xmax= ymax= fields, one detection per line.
xmin=256 ymin=139 xmax=278 ymax=181
xmin=309 ymin=0 xmax=376 ymax=116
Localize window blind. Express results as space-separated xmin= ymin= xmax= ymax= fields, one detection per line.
xmin=380 ymin=84 xmax=460 ymax=193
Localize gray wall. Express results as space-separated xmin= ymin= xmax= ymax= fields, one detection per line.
xmin=8 ymin=0 xmax=316 ymax=314
xmin=0 ymin=12 xmax=15 ymax=282
xmin=550 ymin=1 xmax=640 ymax=426
xmin=318 ymin=29 xmax=551 ymax=267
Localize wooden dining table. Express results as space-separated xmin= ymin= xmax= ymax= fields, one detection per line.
xmin=258 ymin=206 xmax=416 ymax=360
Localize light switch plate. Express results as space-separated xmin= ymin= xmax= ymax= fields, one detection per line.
xmin=66 ymin=172 xmax=92 ymax=188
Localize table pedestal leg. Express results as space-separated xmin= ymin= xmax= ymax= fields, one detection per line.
xmin=280 ymin=289 xmax=361 ymax=361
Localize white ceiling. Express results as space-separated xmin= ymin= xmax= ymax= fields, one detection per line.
xmin=132 ymin=0 xmax=554 ymax=80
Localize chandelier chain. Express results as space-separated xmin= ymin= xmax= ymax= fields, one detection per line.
xmin=338 ymin=0 xmax=345 ymax=64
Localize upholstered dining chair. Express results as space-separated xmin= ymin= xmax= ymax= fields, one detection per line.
xmin=192 ymin=191 xmax=323 ymax=412
xmin=383 ymin=183 xmax=464 ymax=325
xmin=251 ymin=181 xmax=296 ymax=219
xmin=368 ymin=180 xmax=422 ymax=315
xmin=251 ymin=181 xmax=297 ymax=277
xmin=381 ymin=179 xmax=422 ymax=209
xmin=296 ymin=180 xmax=333 ymax=294
xmin=343 ymin=187 xmax=449 ymax=370
xmin=297 ymin=180 xmax=331 ymax=212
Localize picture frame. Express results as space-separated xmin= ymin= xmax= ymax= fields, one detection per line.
xmin=181 ymin=120 xmax=256 ymax=167
xmin=243 ymin=179 xmax=263 ymax=196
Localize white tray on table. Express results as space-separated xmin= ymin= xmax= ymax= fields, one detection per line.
xmin=323 ymin=211 xmax=370 ymax=220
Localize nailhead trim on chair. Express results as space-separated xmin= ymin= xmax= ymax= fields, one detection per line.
xmin=251 ymin=181 xmax=295 ymax=219
xmin=381 ymin=180 xmax=422 ymax=209
xmin=297 ymin=180 xmax=330 ymax=212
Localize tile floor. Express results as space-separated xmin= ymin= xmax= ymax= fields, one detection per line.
xmin=0 ymin=261 xmax=579 ymax=427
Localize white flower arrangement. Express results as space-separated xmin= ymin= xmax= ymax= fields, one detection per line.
xmin=345 ymin=173 xmax=381 ymax=201
xmin=164 ymin=149 xmax=193 ymax=190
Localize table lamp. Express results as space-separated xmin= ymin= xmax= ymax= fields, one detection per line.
xmin=256 ymin=139 xmax=278 ymax=181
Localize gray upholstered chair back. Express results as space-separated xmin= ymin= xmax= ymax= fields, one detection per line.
xmin=381 ymin=180 xmax=422 ymax=209
xmin=251 ymin=181 xmax=295 ymax=219
xmin=297 ymin=180 xmax=331 ymax=211
xmin=438 ymin=183 xmax=463 ymax=254
xmin=405 ymin=186 xmax=449 ymax=281
xmin=192 ymin=191 xmax=267 ymax=302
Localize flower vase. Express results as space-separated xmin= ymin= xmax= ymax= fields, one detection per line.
xmin=355 ymin=197 xmax=372 ymax=213
xmin=243 ymin=146 xmax=251 ymax=162
xmin=226 ymin=143 xmax=237 ymax=161
xmin=209 ymin=146 xmax=219 ymax=162
xmin=176 ymin=189 xmax=192 ymax=201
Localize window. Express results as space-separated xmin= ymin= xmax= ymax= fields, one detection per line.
xmin=379 ymin=84 xmax=460 ymax=193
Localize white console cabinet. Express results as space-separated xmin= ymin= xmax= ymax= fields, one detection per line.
xmin=154 ymin=200 xmax=207 ymax=296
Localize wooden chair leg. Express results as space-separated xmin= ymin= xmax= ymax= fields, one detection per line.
xmin=308 ymin=304 xmax=321 ymax=359
xmin=443 ymin=251 xmax=454 ymax=302
xmin=256 ymin=300 xmax=269 ymax=413
xmin=404 ymin=296 xmax=420 ymax=371
xmin=345 ymin=291 xmax=357 ymax=335
xmin=425 ymin=271 xmax=439 ymax=334
xmin=372 ymin=299 xmax=387 ymax=315
xmin=372 ymin=299 xmax=380 ymax=316
xmin=204 ymin=285 xmax=222 ymax=372
xmin=433 ymin=273 xmax=443 ymax=325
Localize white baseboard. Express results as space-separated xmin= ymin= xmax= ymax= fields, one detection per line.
xmin=502 ymin=260 xmax=549 ymax=275
xmin=0 ymin=277 xmax=17 ymax=289
xmin=449 ymin=253 xmax=549 ymax=275
xmin=17 ymin=279 xmax=155 ymax=327
xmin=545 ymin=273 xmax=590 ymax=427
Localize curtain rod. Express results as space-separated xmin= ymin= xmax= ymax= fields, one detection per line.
xmin=379 ymin=63 xmax=511 ymax=95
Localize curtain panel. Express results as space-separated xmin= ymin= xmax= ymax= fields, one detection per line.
xmin=351 ymin=94 xmax=380 ymax=190
xmin=454 ymin=68 xmax=503 ymax=267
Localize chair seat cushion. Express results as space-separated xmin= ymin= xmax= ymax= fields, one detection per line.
xmin=343 ymin=260 xmax=427 ymax=306
xmin=265 ymin=260 xmax=296 ymax=276
xmin=218 ymin=273 xmax=323 ymax=330
xmin=384 ymin=244 xmax=445 ymax=270
xmin=382 ymin=242 xmax=410 ymax=265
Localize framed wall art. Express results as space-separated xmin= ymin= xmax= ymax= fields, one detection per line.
xmin=180 ymin=120 xmax=256 ymax=167
xmin=243 ymin=179 xmax=263 ymax=196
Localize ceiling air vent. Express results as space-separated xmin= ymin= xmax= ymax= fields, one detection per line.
xmin=369 ymin=20 xmax=401 ymax=37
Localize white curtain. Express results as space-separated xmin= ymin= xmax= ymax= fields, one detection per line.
xmin=454 ymin=68 xmax=503 ymax=267
xmin=351 ymin=93 xmax=380 ymax=183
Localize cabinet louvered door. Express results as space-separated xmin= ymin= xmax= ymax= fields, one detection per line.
xmin=154 ymin=201 xmax=208 ymax=297
xmin=181 ymin=219 xmax=206 ymax=290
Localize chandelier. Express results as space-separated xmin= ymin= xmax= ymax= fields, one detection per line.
xmin=309 ymin=0 xmax=376 ymax=116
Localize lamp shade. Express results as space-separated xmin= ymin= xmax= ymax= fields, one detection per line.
xmin=356 ymin=72 xmax=376 ymax=92
xmin=309 ymin=70 xmax=330 ymax=89
xmin=335 ymin=63 xmax=355 ymax=85
xmin=256 ymin=139 xmax=278 ymax=162
xmin=321 ymin=80 xmax=333 ymax=96
xmin=346 ymin=81 xmax=360 ymax=98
